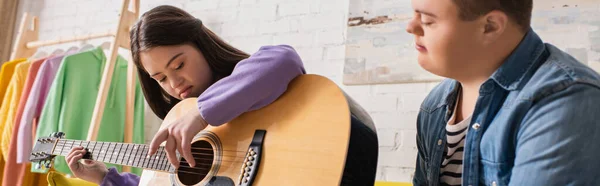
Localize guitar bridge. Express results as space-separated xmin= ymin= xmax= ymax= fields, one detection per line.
xmin=238 ymin=130 xmax=266 ymax=186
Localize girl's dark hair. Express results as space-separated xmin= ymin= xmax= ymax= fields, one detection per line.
xmin=130 ymin=5 xmax=250 ymax=119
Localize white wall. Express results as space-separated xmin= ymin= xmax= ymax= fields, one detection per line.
xmin=16 ymin=0 xmax=436 ymax=182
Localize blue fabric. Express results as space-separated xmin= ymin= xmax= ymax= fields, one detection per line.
xmin=414 ymin=29 xmax=600 ymax=186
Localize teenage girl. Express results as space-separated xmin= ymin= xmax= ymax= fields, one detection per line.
xmin=66 ymin=5 xmax=378 ymax=186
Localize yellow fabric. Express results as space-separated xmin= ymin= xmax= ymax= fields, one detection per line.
xmin=0 ymin=61 xmax=31 ymax=159
xmin=374 ymin=181 xmax=413 ymax=186
xmin=47 ymin=171 xmax=97 ymax=186
xmin=0 ymin=58 xmax=26 ymax=184
xmin=0 ymin=59 xmax=26 ymax=107
xmin=23 ymin=163 xmax=50 ymax=186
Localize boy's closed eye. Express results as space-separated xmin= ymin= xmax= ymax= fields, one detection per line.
xmin=420 ymin=16 xmax=435 ymax=26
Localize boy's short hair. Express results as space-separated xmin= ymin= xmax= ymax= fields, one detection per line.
xmin=453 ymin=0 xmax=533 ymax=32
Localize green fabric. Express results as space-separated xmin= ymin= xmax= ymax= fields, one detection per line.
xmin=35 ymin=47 xmax=145 ymax=176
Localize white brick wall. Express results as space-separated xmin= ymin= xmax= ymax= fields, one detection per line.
xmin=15 ymin=0 xmax=438 ymax=182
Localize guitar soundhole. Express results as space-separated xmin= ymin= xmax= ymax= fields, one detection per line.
xmin=177 ymin=140 xmax=214 ymax=185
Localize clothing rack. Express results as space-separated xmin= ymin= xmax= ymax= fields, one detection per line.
xmin=9 ymin=0 xmax=140 ymax=173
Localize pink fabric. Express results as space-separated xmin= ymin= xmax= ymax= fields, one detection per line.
xmin=17 ymin=49 xmax=77 ymax=163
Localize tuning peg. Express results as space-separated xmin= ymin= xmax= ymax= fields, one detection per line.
xmin=35 ymin=163 xmax=41 ymax=169
xmin=55 ymin=132 xmax=65 ymax=138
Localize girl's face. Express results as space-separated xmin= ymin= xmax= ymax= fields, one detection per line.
xmin=140 ymin=44 xmax=213 ymax=100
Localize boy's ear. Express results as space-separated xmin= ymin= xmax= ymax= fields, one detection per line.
xmin=482 ymin=10 xmax=508 ymax=44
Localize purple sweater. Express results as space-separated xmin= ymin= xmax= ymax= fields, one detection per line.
xmin=100 ymin=45 xmax=305 ymax=186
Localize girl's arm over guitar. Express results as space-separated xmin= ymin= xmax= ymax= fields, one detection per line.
xmin=197 ymin=45 xmax=306 ymax=126
xmin=97 ymin=45 xmax=305 ymax=186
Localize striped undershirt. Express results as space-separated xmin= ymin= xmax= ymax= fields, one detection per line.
xmin=440 ymin=93 xmax=472 ymax=186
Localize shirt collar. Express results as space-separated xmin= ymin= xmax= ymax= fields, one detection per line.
xmin=489 ymin=28 xmax=548 ymax=91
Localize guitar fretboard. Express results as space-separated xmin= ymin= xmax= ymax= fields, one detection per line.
xmin=53 ymin=140 xmax=175 ymax=172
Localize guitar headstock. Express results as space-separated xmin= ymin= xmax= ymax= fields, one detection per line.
xmin=30 ymin=132 xmax=65 ymax=169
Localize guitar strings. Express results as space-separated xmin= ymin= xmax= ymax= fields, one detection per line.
xmin=54 ymin=149 xmax=247 ymax=164
xmin=50 ymin=142 xmax=253 ymax=173
xmin=55 ymin=150 xmax=243 ymax=173
xmin=175 ymin=170 xmax=208 ymax=176
xmin=55 ymin=141 xmax=247 ymax=152
xmin=42 ymin=141 xmax=253 ymax=175
xmin=53 ymin=145 xmax=248 ymax=164
xmin=55 ymin=142 xmax=249 ymax=156
xmin=55 ymin=144 xmax=248 ymax=157
xmin=52 ymin=144 xmax=249 ymax=175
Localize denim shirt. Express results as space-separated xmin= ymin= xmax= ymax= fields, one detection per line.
xmin=413 ymin=29 xmax=600 ymax=186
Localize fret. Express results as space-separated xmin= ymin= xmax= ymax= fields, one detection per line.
xmin=152 ymin=148 xmax=160 ymax=169
xmin=109 ymin=143 xmax=116 ymax=164
xmin=158 ymin=147 xmax=165 ymax=170
xmin=132 ymin=144 xmax=138 ymax=167
xmin=79 ymin=140 xmax=83 ymax=149
xmin=63 ymin=140 xmax=71 ymax=155
xmin=138 ymin=145 xmax=145 ymax=168
xmin=154 ymin=146 xmax=164 ymax=170
xmin=133 ymin=144 xmax=140 ymax=167
xmin=148 ymin=148 xmax=155 ymax=169
xmin=123 ymin=144 xmax=130 ymax=166
xmin=127 ymin=144 xmax=137 ymax=167
xmin=113 ymin=143 xmax=121 ymax=164
xmin=157 ymin=147 xmax=165 ymax=170
xmin=138 ymin=144 xmax=145 ymax=168
xmin=91 ymin=141 xmax=98 ymax=160
xmin=116 ymin=143 xmax=124 ymax=165
xmin=99 ymin=142 xmax=106 ymax=163
xmin=103 ymin=142 xmax=110 ymax=162
xmin=108 ymin=143 xmax=115 ymax=164
xmin=83 ymin=141 xmax=89 ymax=159
xmin=104 ymin=142 xmax=110 ymax=163
xmin=148 ymin=147 xmax=155 ymax=169
xmin=59 ymin=140 xmax=66 ymax=156
xmin=131 ymin=144 xmax=137 ymax=167
xmin=142 ymin=146 xmax=149 ymax=169
xmin=125 ymin=144 xmax=131 ymax=165
xmin=82 ymin=141 xmax=88 ymax=156
xmin=99 ymin=142 xmax=106 ymax=162
xmin=108 ymin=142 xmax=114 ymax=163
xmin=161 ymin=147 xmax=169 ymax=171
xmin=163 ymin=147 xmax=170 ymax=171
xmin=121 ymin=143 xmax=129 ymax=165
xmin=130 ymin=144 xmax=136 ymax=166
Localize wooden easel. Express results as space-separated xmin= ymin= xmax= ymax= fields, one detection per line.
xmin=10 ymin=0 xmax=140 ymax=173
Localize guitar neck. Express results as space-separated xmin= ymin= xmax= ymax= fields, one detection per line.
xmin=53 ymin=139 xmax=174 ymax=173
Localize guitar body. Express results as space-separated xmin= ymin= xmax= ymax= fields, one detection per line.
xmin=138 ymin=74 xmax=376 ymax=186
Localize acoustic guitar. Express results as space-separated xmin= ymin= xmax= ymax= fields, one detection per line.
xmin=30 ymin=74 xmax=377 ymax=186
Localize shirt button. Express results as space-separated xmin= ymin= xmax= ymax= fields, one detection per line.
xmin=472 ymin=123 xmax=481 ymax=130
xmin=437 ymin=139 xmax=442 ymax=145
xmin=492 ymin=181 xmax=497 ymax=186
